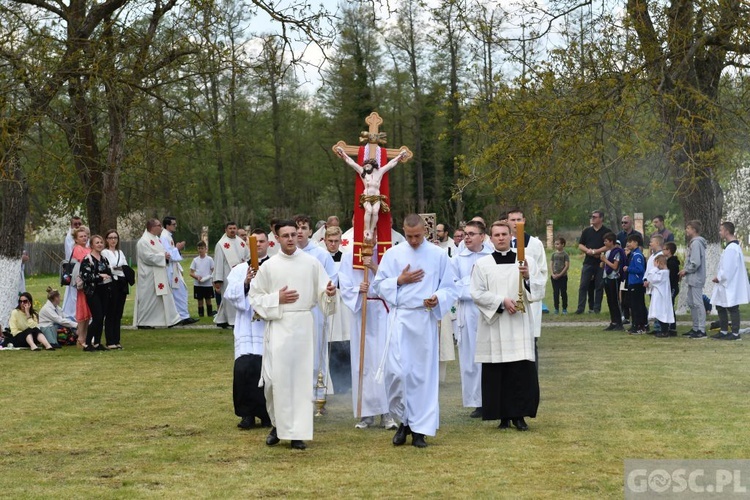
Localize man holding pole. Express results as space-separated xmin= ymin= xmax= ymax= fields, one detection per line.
xmin=338 ymin=238 xmax=395 ymax=430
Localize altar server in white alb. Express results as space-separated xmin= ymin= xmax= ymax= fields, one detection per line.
xmin=710 ymin=221 xmax=750 ymax=341
xmin=647 ymin=255 xmax=674 ymax=338
xmin=160 ymin=216 xmax=197 ymax=325
xmin=250 ymin=220 xmax=337 ymax=451
xmin=470 ymin=221 xmax=545 ymax=432
xmin=338 ymin=239 xmax=395 ymax=430
xmin=451 ymin=220 xmax=493 ymax=418
xmin=213 ymin=221 xmax=250 ymax=328
xmin=372 ymin=214 xmax=458 ymax=449
xmin=133 ymin=219 xmax=181 ymax=328
xmin=224 ymin=230 xmax=271 ymax=430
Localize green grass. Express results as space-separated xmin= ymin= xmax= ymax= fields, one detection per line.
xmin=1 ymin=325 xmax=748 ymax=498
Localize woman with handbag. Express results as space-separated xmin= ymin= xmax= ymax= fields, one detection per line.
xmin=71 ymin=227 xmax=92 ymax=347
xmin=102 ymin=229 xmax=129 ymax=349
xmin=80 ymin=235 xmax=112 ymax=352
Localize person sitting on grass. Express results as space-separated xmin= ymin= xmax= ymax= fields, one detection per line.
xmin=9 ymin=293 xmax=56 ymax=351
xmin=38 ymin=287 xmax=78 ymax=348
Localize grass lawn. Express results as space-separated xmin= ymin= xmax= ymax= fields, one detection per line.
xmin=2 ymin=324 xmax=749 ymax=498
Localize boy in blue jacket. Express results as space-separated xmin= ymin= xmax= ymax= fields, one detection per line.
xmin=624 ymin=233 xmax=647 ymax=334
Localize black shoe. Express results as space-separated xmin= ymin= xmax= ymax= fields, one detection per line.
xmin=574 ymin=310 xmax=584 ymax=315
xmin=603 ymin=324 xmax=615 ymax=331
xmin=611 ymin=324 xmax=624 ymax=331
xmin=44 ymin=346 xmax=56 ymax=351
xmin=290 ymin=440 xmax=307 ymax=450
xmin=216 ymin=323 xmax=229 ymax=329
xmin=411 ymin=433 xmax=427 ymax=448
xmin=95 ymin=344 xmax=108 ymax=351
xmin=655 ymin=331 xmax=670 ymax=338
xmin=689 ymin=330 xmax=707 ymax=340
xmin=266 ymin=427 xmax=280 ymax=446
xmin=715 ymin=332 xmax=742 ymax=341
xmin=209 ymin=311 xmax=217 ymax=317
xmin=260 ymin=420 xmax=272 ymax=428
xmin=623 ymin=319 xmax=631 ymax=325
xmin=83 ymin=345 xmax=96 ymax=352
xmin=237 ymin=416 xmax=255 ymax=429
xmin=668 ymin=330 xmax=678 ymax=337
xmin=392 ymin=423 xmax=410 ymax=446
xmin=512 ymin=418 xmax=529 ymax=431
xmin=710 ymin=331 xmax=725 ymax=339
xmin=498 ymin=419 xmax=511 ymax=429
xmin=137 ymin=326 xmax=155 ymax=330
xmin=469 ymin=408 xmax=482 ymax=418
xmin=682 ymin=329 xmax=696 ymax=337
xmin=181 ymin=317 xmax=199 ymax=325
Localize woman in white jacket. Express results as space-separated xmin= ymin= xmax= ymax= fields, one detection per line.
xmin=38 ymin=287 xmax=78 ymax=348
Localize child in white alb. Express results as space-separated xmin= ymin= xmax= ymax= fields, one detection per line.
xmin=648 ymin=255 xmax=674 ymax=338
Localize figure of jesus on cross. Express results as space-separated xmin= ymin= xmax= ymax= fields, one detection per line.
xmin=332 ymin=112 xmax=412 ymax=250
xmin=335 ymin=147 xmax=408 ymax=243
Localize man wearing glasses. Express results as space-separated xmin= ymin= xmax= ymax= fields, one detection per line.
xmin=616 ymin=215 xmax=642 ymax=250
xmin=575 ymin=211 xmax=611 ymax=314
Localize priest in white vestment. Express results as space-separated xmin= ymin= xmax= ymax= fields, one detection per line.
xmin=250 ymin=221 xmax=337 ymax=450
xmin=452 ymin=220 xmax=493 ymax=417
xmin=471 ymin=221 xmax=545 ymax=431
xmin=213 ymin=222 xmax=250 ymax=328
xmin=225 ymin=247 xmax=271 ymax=429
xmin=372 ymin=214 xmax=458 ymax=448
xmin=294 ymin=215 xmax=337 ymax=392
xmin=338 ymin=244 xmax=395 ymax=430
xmin=133 ymin=219 xmax=181 ymax=328
xmin=710 ymin=222 xmax=750 ymax=340
xmin=160 ymin=216 xmax=195 ymax=324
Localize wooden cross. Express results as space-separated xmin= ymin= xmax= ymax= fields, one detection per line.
xmin=332 ymin=112 xmax=413 ymax=162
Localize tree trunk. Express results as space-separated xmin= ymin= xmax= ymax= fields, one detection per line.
xmin=0 ymin=145 xmax=28 ymax=327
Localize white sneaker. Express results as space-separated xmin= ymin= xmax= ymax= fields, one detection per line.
xmin=355 ymin=416 xmax=374 ymax=429
xmin=381 ymin=414 xmax=398 ymax=430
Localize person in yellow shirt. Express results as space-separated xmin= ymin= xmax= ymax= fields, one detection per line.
xmin=9 ymin=293 xmax=56 ymax=351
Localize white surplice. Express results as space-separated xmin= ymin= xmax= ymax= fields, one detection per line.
xmin=249 ymin=249 xmax=336 ymax=441
xmin=133 ymin=231 xmax=181 ymax=328
xmin=452 ymin=244 xmax=493 ymax=408
xmin=710 ymin=241 xmax=750 ymax=308
xmin=471 ymin=251 xmax=545 ymax=364
xmin=224 ymin=262 xmax=264 ymax=358
xmin=338 ymin=250 xmax=389 ymax=418
xmin=647 ymin=268 xmax=675 ymax=323
xmin=372 ymin=239 xmax=458 ymax=437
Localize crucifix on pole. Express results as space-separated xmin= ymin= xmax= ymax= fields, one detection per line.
xmin=332 ymin=112 xmax=411 ymax=418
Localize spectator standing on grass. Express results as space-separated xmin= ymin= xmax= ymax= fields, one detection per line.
xmin=663 ymin=242 xmax=680 ymax=335
xmin=62 ymin=216 xmax=84 ymax=321
xmin=79 ymin=235 xmax=112 ymax=351
xmin=576 ymin=210 xmax=611 ymax=314
xmin=709 ymin=222 xmax=750 ymax=341
xmin=189 ymin=241 xmax=216 ymax=318
xmin=624 ymin=234 xmax=648 ymax=334
xmin=678 ymin=220 xmax=708 ymax=339
xmin=550 ymin=237 xmax=569 ymax=315
xmin=600 ymin=233 xmax=625 ymax=331
xmin=71 ymin=226 xmax=92 ymax=347
xmin=651 ymin=215 xmax=675 ymax=243
xmin=102 ymin=229 xmax=129 ymax=349
xmin=616 ymin=215 xmax=642 ymax=252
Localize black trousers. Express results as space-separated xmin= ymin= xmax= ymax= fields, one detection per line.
xmin=604 ymin=278 xmax=622 ymax=325
xmin=717 ymin=305 xmax=741 ymax=334
xmin=628 ymin=284 xmax=647 ymax=330
xmin=105 ymin=282 xmax=127 ymax=345
xmin=551 ymin=276 xmax=568 ymax=310
xmin=86 ymin=285 xmax=110 ymax=346
xmin=233 ymin=354 xmax=270 ymax=423
xmin=481 ymin=360 xmax=539 ymax=420
xmin=577 ymin=263 xmax=603 ymax=313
